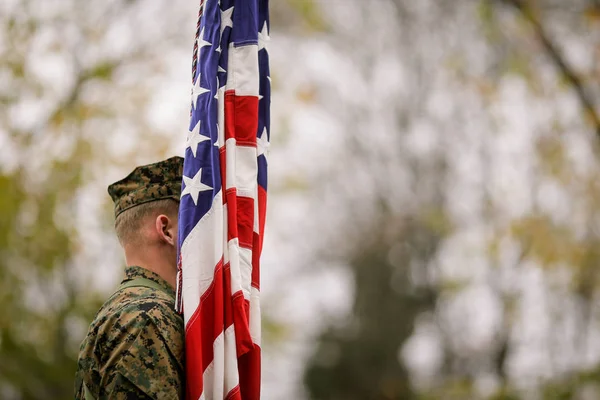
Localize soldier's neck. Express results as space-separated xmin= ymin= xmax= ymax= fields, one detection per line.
xmin=124 ymin=247 xmax=177 ymax=289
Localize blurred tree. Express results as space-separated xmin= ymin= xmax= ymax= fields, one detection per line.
xmin=0 ymin=152 xmax=93 ymax=399
xmin=304 ymin=216 xmax=442 ymax=400
xmin=0 ymin=0 xmax=192 ymax=398
xmin=494 ymin=0 xmax=600 ymax=136
xmin=296 ymin=0 xmax=600 ymax=399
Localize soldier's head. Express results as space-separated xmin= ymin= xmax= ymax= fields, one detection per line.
xmin=108 ymin=156 xmax=183 ymax=270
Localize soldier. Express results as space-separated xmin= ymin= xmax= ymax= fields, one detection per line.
xmin=75 ymin=156 xmax=185 ymax=400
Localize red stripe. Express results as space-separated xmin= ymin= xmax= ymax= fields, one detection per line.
xmin=236 ymin=196 xmax=254 ymax=249
xmin=225 ymin=188 xmax=238 ymax=241
xmin=250 ymin=185 xmax=267 ymax=290
xmin=251 ymin=233 xmax=261 ymax=290
xmin=223 ymin=263 xmax=235 ymax=328
xmin=184 ymin=259 xmax=225 ymax=399
xmin=232 ymin=295 xmax=253 ymax=357
xmin=219 ymin=146 xmax=227 ymax=197
xmin=257 ymin=185 xmax=267 ymax=241
xmin=225 ymin=386 xmax=243 ymax=400
xmin=225 ymin=91 xmax=236 ymax=141
xmin=223 ymin=230 xmax=254 ymax=358
xmin=238 ymin=345 xmax=262 ymax=400
xmin=225 ymin=92 xmax=259 ymax=145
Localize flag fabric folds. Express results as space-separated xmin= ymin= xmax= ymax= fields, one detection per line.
xmin=176 ymin=0 xmax=270 ymax=398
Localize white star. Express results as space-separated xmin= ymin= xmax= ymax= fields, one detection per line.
xmin=186 ymin=120 xmax=210 ymax=158
xmin=197 ymin=27 xmax=212 ymax=52
xmin=267 ymin=76 xmax=271 ymax=84
xmin=215 ymin=44 xmax=222 ymax=54
xmin=257 ymin=127 xmax=270 ymax=157
xmin=220 ymin=7 xmax=234 ymax=38
xmin=218 ymin=65 xmax=226 ymax=73
xmin=181 ymin=168 xmax=212 ymax=205
xmin=192 ymin=73 xmax=210 ymax=109
xmin=258 ymin=21 xmax=270 ymax=53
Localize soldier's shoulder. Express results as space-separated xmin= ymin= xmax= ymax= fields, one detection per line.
xmin=77 ymin=286 xmax=184 ymax=399
xmin=95 ymin=287 xmax=183 ymax=335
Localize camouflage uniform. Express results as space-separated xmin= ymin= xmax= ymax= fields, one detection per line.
xmin=75 ymin=157 xmax=185 ymax=400
xmin=75 ymin=267 xmax=184 ymax=399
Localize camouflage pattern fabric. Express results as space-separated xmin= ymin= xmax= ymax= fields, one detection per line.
xmin=107 ymin=156 xmax=184 ymax=218
xmin=75 ymin=266 xmax=184 ymax=400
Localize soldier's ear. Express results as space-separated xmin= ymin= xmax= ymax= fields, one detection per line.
xmin=155 ymin=214 xmax=176 ymax=246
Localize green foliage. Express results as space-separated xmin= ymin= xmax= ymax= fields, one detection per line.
xmin=287 ymin=0 xmax=329 ymax=33
xmin=510 ymin=215 xmax=583 ymax=267
xmin=478 ymin=0 xmax=502 ymax=44
xmin=488 ymin=388 xmax=521 ymax=400
xmin=540 ymin=367 xmax=600 ymax=400
xmin=0 ymin=156 xmax=103 ymax=399
xmin=87 ymin=61 xmax=117 ymax=81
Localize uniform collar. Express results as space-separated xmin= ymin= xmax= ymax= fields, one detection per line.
xmin=122 ymin=266 xmax=176 ymax=300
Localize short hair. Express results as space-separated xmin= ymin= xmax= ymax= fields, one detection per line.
xmin=114 ymin=199 xmax=179 ymax=246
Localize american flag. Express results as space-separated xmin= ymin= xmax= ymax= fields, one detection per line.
xmin=176 ymin=0 xmax=269 ymax=398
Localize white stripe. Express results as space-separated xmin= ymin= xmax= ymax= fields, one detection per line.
xmin=228 ymin=237 xmax=242 ymax=296
xmin=201 ymin=325 xmax=239 ymax=400
xmin=223 ymin=324 xmax=240 ymax=395
xmin=239 ymin=246 xmax=252 ymax=301
xmin=235 ymin=145 xmax=257 ymax=194
xmin=225 ymin=138 xmax=237 ymax=190
xmin=228 ymin=242 xmax=253 ymax=305
xmin=217 ymin=86 xmax=226 ymax=148
xmin=250 ymin=286 xmax=261 ymax=346
xmin=222 ymin=203 xmax=229 ymax=266
xmin=226 ymin=44 xmax=260 ymax=97
xmin=202 ymin=338 xmax=222 ymax=399
xmin=181 ymin=191 xmax=224 ymax=327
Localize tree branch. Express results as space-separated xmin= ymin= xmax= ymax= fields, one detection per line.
xmin=499 ymin=0 xmax=600 ymax=138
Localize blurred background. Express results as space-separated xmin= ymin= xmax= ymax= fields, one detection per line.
xmin=1 ymin=0 xmax=600 ymax=399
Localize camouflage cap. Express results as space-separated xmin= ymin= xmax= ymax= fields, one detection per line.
xmin=108 ymin=156 xmax=183 ymax=218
